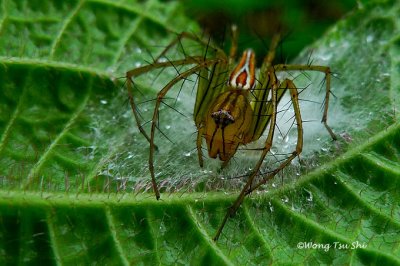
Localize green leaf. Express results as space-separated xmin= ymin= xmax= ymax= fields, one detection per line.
xmin=0 ymin=0 xmax=399 ymax=265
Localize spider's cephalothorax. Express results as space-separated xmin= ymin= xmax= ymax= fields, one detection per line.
xmin=204 ymin=49 xmax=255 ymax=161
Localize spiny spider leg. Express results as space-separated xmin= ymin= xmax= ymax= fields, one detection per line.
xmin=126 ymin=57 xmax=206 ymax=148
xmin=213 ymin=69 xmax=279 ymax=241
xmin=147 ymin=59 xmax=222 ymax=199
xmin=229 ymin=25 xmax=239 ymax=64
xmin=213 ymin=63 xmax=335 ymax=240
xmin=213 ymin=78 xmax=304 ymax=241
xmin=127 ymin=56 xmax=205 ymax=78
xmin=154 ymin=31 xmax=225 ymax=63
xmin=127 ymin=56 xmax=221 ymax=200
xmin=247 ymin=79 xmax=304 ymax=194
xmin=273 ymin=64 xmax=337 ymax=140
xmin=196 ymin=126 xmax=205 ymax=167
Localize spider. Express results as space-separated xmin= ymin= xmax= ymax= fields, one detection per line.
xmin=126 ymin=26 xmax=336 ymax=241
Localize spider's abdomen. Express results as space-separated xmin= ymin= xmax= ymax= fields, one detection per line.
xmin=204 ymin=91 xmax=253 ymax=161
xmin=228 ymin=49 xmax=256 ymax=90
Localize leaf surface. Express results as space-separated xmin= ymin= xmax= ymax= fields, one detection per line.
xmin=0 ymin=0 xmax=399 ymax=264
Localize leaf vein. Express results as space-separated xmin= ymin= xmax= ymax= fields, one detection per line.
xmin=242 ymin=204 xmax=272 ymax=258
xmin=0 ymin=69 xmax=29 ymax=156
xmin=0 ymin=0 xmax=9 ymax=35
xmin=49 ymin=0 xmax=85 ymax=59
xmin=186 ymin=205 xmax=234 ymax=266
xmin=334 ymin=172 xmax=400 ymax=228
xmin=23 ymin=76 xmax=93 ymax=188
xmin=46 ymin=209 xmax=63 ymax=266
xmin=105 ymin=206 xmax=130 ymax=266
xmin=273 ymin=198 xmax=400 ymax=264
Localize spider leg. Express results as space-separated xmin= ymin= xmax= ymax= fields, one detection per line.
xmin=196 ymin=126 xmax=204 ymax=167
xmin=154 ymin=31 xmax=225 ymax=63
xmin=246 ymin=79 xmax=303 ymax=193
xmin=148 ymin=59 xmax=221 ymax=200
xmin=194 ymin=61 xmax=230 ymax=168
xmin=274 ymin=64 xmax=337 ymax=140
xmin=247 ymin=34 xmax=285 ymax=142
xmin=213 ymin=77 xmax=304 ymax=241
xmin=126 ymin=78 xmax=155 ymax=148
xmin=261 ymin=33 xmax=281 ymax=68
xmin=127 ymin=56 xmax=204 ymax=78
xmin=213 ymin=70 xmax=279 ymax=241
xmin=126 ymin=57 xmax=208 ymax=147
xmin=228 ymin=25 xmax=238 ymax=64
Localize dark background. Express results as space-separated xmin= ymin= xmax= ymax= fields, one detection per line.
xmin=184 ymin=0 xmax=357 ymax=63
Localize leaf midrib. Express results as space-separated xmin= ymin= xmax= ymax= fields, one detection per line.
xmin=1 ymin=115 xmax=398 ymax=202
